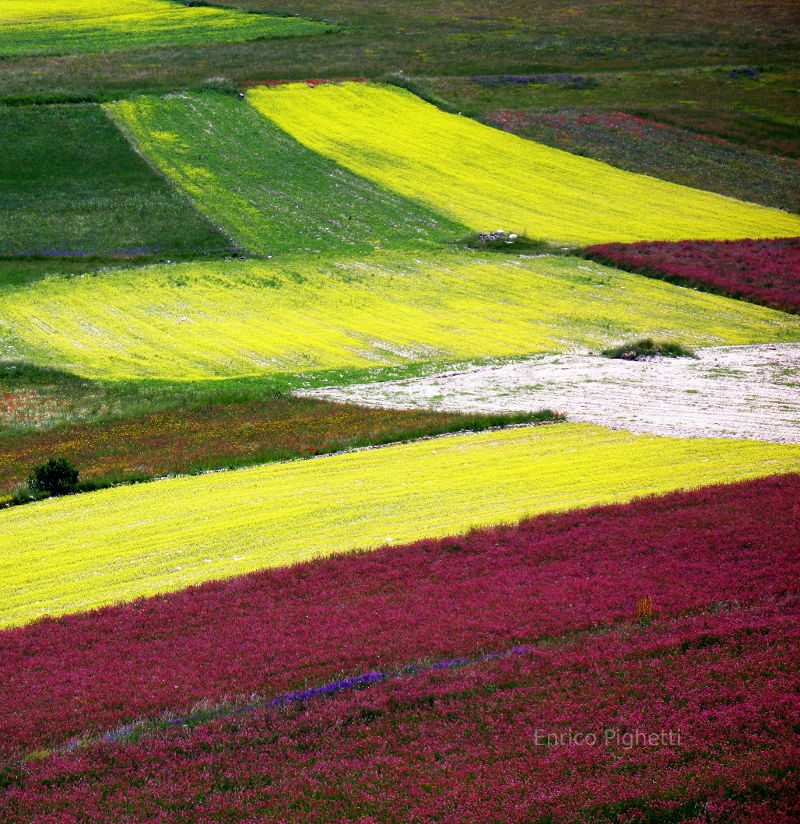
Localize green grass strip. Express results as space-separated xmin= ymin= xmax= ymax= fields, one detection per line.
xmin=2 ymin=422 xmax=799 ymax=628
xmin=105 ymin=92 xmax=466 ymax=256
xmin=248 ymin=82 xmax=800 ymax=245
xmin=0 ymin=0 xmax=333 ymax=57
xmin=1 ymin=251 xmax=798 ymax=381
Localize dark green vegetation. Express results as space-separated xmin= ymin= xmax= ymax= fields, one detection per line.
xmin=26 ymin=457 xmax=79 ymax=497
xmin=0 ymin=104 xmax=233 ymax=267
xmin=601 ymin=339 xmax=697 ymax=360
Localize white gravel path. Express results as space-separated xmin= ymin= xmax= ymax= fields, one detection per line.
xmin=297 ymin=343 xmax=800 ymax=443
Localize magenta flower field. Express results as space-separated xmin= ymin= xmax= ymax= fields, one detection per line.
xmin=584 ymin=237 xmax=800 ymax=314
xmin=3 ymin=1 xmax=799 ymax=820
xmin=1 ymin=473 xmax=798 ymax=822
xmin=2 ymin=582 xmax=797 ymax=821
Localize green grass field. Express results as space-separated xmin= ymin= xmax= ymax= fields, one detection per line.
xmin=2 ymin=250 xmax=797 ymax=381
xmin=0 ymin=104 xmax=232 ymax=265
xmin=106 ymin=92 xmax=466 ymax=256
xmin=249 ymin=83 xmax=800 ymax=245
xmin=0 ymin=0 xmax=333 ymax=58
xmin=3 ymin=422 xmax=799 ymax=628
xmin=0 ymin=0 xmax=797 ymax=114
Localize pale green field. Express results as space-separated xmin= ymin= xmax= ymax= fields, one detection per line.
xmin=0 ymin=0 xmax=331 ymax=57
xmin=248 ymin=83 xmax=800 ymax=245
xmin=3 ymin=423 xmax=799 ymax=628
xmin=1 ymin=252 xmax=798 ymax=381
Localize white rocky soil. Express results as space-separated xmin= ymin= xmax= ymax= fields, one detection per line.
xmin=297 ymin=343 xmax=800 ymax=443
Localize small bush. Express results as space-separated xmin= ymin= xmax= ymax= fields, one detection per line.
xmin=602 ymin=339 xmax=697 ymax=361
xmin=0 ymin=762 xmax=25 ymax=789
xmin=28 ymin=458 xmax=79 ymax=496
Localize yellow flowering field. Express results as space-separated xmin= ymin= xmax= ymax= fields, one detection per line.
xmin=0 ymin=0 xmax=331 ymax=57
xmin=2 ymin=423 xmax=799 ymax=628
xmin=248 ymin=83 xmax=800 ymax=245
xmin=1 ymin=251 xmax=798 ymax=381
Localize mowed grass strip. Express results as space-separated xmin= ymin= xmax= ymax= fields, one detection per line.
xmin=248 ymin=83 xmax=800 ymax=245
xmin=0 ymin=0 xmax=333 ymax=57
xmin=2 ymin=423 xmax=800 ymax=628
xmin=2 ymin=251 xmax=799 ymax=381
xmin=105 ymin=93 xmax=465 ymax=256
xmin=0 ymin=104 xmax=231 ymax=265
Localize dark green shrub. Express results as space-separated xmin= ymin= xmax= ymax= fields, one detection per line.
xmin=602 ymin=339 xmax=697 ymax=360
xmin=28 ymin=458 xmax=79 ymax=496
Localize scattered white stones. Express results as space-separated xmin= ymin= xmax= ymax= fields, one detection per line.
xmin=477 ymin=229 xmax=517 ymax=245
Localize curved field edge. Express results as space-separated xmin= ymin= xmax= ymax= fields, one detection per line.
xmin=247 ymin=83 xmax=800 ymax=245
xmin=1 ymin=251 xmax=798 ymax=382
xmin=0 ymin=1 xmax=333 ymax=58
xmin=104 ymin=93 xmax=467 ymax=256
xmin=298 ymin=343 xmax=800 ymax=444
xmin=2 ymin=423 xmax=799 ymax=628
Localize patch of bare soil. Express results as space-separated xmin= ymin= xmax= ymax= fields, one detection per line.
xmin=298 ymin=344 xmax=800 ymax=442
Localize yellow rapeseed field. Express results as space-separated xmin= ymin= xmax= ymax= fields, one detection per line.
xmin=2 ymin=424 xmax=798 ymax=628
xmin=248 ymin=83 xmax=800 ymax=245
xmin=3 ymin=0 xmax=158 ymax=23
xmin=1 ymin=0 xmax=330 ymax=56
xmin=1 ymin=252 xmax=798 ymax=381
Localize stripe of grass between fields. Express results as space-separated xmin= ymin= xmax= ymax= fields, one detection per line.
xmin=1 ymin=422 xmax=798 ymax=628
